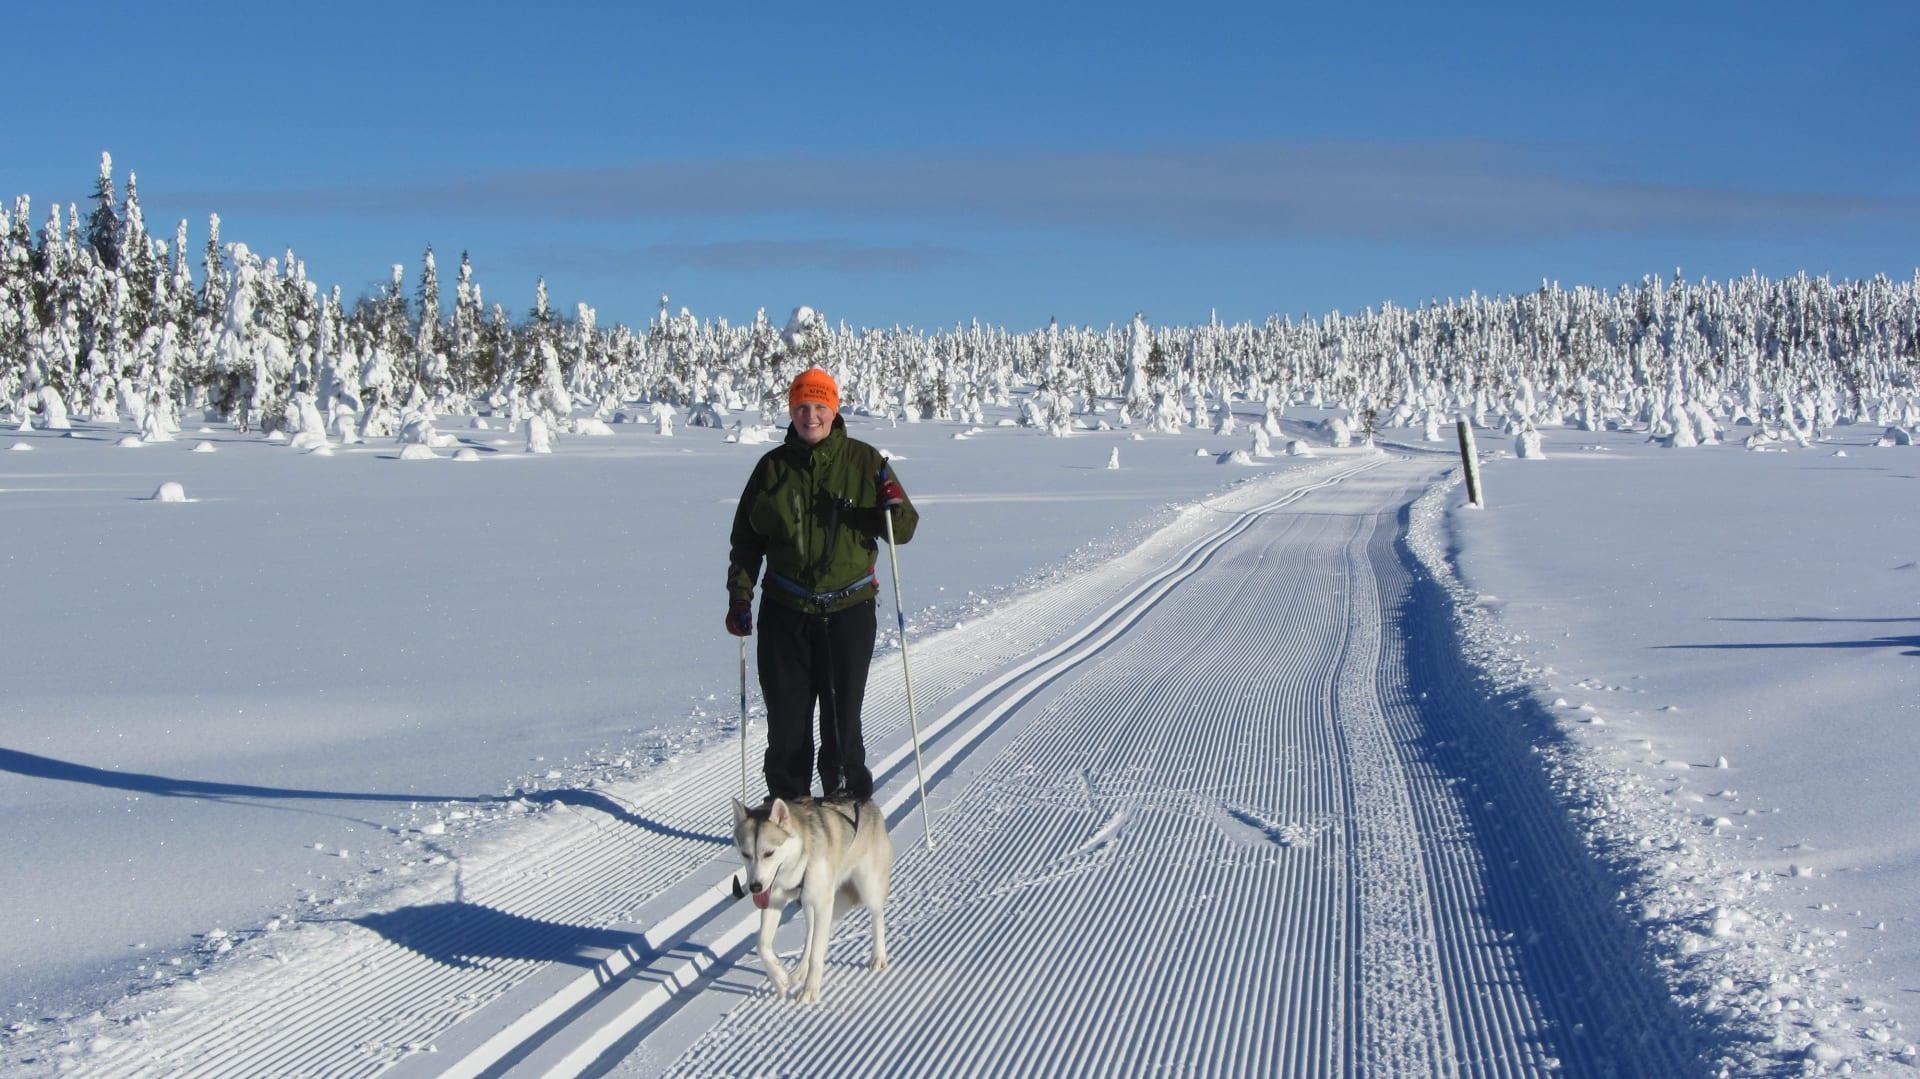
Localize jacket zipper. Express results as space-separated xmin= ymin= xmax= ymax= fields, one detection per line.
xmin=795 ymin=486 xmax=807 ymax=568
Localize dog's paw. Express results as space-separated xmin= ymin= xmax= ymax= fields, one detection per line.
xmin=766 ymin=973 xmax=792 ymax=996
xmin=795 ymin=984 xmax=821 ymax=1004
xmin=870 ymin=955 xmax=889 ymax=972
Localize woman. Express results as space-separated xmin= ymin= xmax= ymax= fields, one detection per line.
xmin=726 ymin=367 xmax=917 ymax=803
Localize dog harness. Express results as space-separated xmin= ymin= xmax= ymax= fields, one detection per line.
xmin=731 ymin=799 xmax=865 ymax=900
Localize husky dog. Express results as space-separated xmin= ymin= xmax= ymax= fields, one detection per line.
xmin=731 ymin=796 xmax=892 ymax=1002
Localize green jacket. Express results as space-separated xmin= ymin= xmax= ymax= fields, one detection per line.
xmin=728 ymin=418 xmax=919 ymax=613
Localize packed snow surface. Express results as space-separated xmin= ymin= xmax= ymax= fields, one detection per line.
xmin=1 ymin=407 xmax=1913 ymax=1075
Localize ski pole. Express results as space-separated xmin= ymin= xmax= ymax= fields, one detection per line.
xmin=883 ymin=506 xmax=935 ymax=850
xmin=738 ymin=636 xmax=750 ymax=800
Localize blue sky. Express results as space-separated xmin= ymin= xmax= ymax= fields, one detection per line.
xmin=5 ymin=1 xmax=1916 ymax=331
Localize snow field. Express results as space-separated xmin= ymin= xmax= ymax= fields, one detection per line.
xmin=0 ymin=409 xmax=1316 ymax=1071
xmin=6 ymin=405 xmax=1905 ymax=1075
xmin=1431 ymin=427 xmax=1920 ymax=1073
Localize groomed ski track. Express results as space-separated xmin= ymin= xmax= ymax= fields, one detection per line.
xmin=70 ymin=453 xmax=1713 ymax=1077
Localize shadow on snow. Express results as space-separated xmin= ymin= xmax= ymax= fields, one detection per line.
xmin=1385 ymin=502 xmax=1757 ymax=1076
xmin=345 ymin=901 xmax=643 ymax=970
xmin=0 ymin=747 xmax=729 ymax=843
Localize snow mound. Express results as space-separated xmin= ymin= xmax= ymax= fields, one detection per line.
xmin=1193 ymin=447 xmax=1211 ymax=457
xmin=150 ymin=481 xmax=188 ymax=503
xmin=10 ymin=442 xmax=32 ymax=452
xmin=265 ymin=430 xmax=287 ymax=442
xmin=526 ymin=415 xmax=554 ymax=454
xmin=1874 ymin=426 xmax=1913 ymax=447
xmin=1286 ymin=440 xmax=1316 ymax=457
xmin=397 ymin=417 xmax=439 ymax=446
xmin=115 ymin=435 xmax=143 ymax=448
xmin=1515 ymin=426 xmax=1545 ymax=459
xmin=572 ymin=418 xmax=615 ymax=437
xmin=1223 ymin=449 xmax=1256 ymax=465
xmin=452 ymin=448 xmax=481 ymax=462
xmin=1321 ymin=416 xmax=1352 ymax=447
xmin=290 ymin=431 xmax=328 ymax=452
xmin=398 ymin=444 xmax=438 ymax=461
xmin=308 ymin=445 xmax=335 ymax=457
xmin=191 ymin=442 xmax=216 ymax=453
xmin=1106 ymin=448 xmax=1120 ymax=470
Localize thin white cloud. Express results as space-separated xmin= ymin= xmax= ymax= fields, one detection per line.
xmin=530 ymin=238 xmax=973 ymax=275
xmin=167 ymin=141 xmax=1919 ymax=242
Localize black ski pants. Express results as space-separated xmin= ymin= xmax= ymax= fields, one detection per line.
xmin=757 ymin=597 xmax=876 ymax=801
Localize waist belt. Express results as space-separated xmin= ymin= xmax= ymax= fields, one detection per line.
xmin=764 ymin=569 xmax=877 ymax=609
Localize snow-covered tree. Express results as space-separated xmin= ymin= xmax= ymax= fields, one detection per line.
xmin=84 ymin=153 xmax=120 ymax=272
xmin=415 ymin=246 xmax=447 ymax=402
xmin=522 ymin=278 xmax=572 ymax=431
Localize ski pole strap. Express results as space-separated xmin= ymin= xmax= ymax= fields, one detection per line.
xmin=763 ymin=568 xmax=877 ymax=611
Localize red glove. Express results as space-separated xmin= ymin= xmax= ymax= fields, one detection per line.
xmin=876 ymin=465 xmax=905 ymax=509
xmin=725 ymin=602 xmax=752 ymax=637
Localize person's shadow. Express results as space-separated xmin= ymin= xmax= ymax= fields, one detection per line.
xmin=0 ymin=745 xmax=486 ymax=804
xmin=1660 ymin=616 xmax=1920 ymax=657
xmin=0 ymin=746 xmax=731 ymax=842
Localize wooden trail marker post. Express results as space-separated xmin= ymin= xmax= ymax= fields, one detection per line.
xmin=1456 ymin=418 xmax=1485 ymax=508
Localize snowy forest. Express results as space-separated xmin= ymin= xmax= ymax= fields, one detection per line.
xmin=6 ymin=154 xmax=1920 ymax=449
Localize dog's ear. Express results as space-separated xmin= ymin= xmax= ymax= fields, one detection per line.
xmin=769 ymin=797 xmax=792 ymax=827
xmin=731 ymin=798 xmax=750 ymax=827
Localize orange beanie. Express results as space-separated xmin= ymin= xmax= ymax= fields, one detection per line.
xmin=788 ymin=367 xmax=840 ymax=413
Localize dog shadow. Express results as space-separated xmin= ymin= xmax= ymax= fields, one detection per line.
xmin=348 ymin=901 xmax=642 ymax=970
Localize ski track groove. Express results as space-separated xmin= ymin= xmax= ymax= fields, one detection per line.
xmin=92 ymin=760 xmax=745 ymax=1075
xmin=55 ymin=456 xmax=1722 ymax=1077
xmin=196 ymin=834 xmax=704 ymax=1077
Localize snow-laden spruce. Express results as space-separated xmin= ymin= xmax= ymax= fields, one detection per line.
xmin=4 ymin=155 xmax=1920 ymax=456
